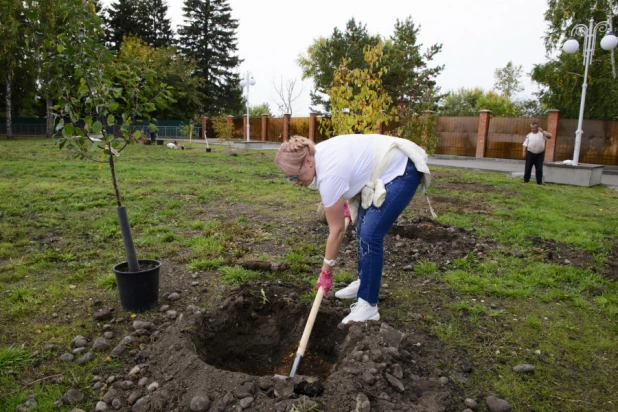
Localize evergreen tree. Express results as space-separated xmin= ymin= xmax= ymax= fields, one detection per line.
xmin=104 ymin=0 xmax=140 ymax=51
xmin=137 ymin=0 xmax=173 ymax=48
xmin=298 ymin=19 xmax=380 ymax=115
xmin=93 ymin=0 xmax=103 ymax=14
xmin=299 ymin=17 xmax=443 ymax=115
xmin=178 ymin=0 xmax=243 ymax=115
xmin=385 ymin=17 xmax=444 ymax=113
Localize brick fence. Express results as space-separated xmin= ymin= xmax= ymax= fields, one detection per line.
xmin=4 ymin=110 xmax=618 ymax=165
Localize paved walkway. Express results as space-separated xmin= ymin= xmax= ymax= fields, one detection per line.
xmin=177 ymin=139 xmax=618 ymax=190
xmin=427 ymin=155 xmax=618 ymax=189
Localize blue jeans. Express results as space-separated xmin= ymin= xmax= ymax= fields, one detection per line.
xmin=356 ymin=159 xmax=421 ymax=304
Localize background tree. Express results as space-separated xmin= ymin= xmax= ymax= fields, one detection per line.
xmin=23 ymin=0 xmax=91 ymax=138
xmin=273 ymin=77 xmax=304 ymax=116
xmin=321 ymin=42 xmax=397 ymax=137
xmin=210 ymin=114 xmax=233 ymax=145
xmin=136 ymin=0 xmax=174 ymax=48
xmin=494 ymin=61 xmax=524 ymax=99
xmin=298 ymin=19 xmax=380 ymax=115
xmin=249 ymin=103 xmax=272 ymax=118
xmin=117 ymin=36 xmax=202 ymax=119
xmin=517 ymin=98 xmax=548 ymax=117
xmin=104 ymin=0 xmax=140 ymax=51
xmin=439 ymin=88 xmax=521 ymax=117
xmin=532 ymin=53 xmax=618 ymax=119
xmin=299 ymin=17 xmax=443 ymax=116
xmin=532 ymin=1 xmax=618 ymax=119
xmin=383 ymin=17 xmax=444 ymax=113
xmin=178 ymin=0 xmax=243 ymax=115
xmin=0 ymin=0 xmax=32 ymax=138
xmin=544 ymin=0 xmax=617 ymax=53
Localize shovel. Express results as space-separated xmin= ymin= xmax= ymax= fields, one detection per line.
xmin=277 ymin=217 xmax=350 ymax=379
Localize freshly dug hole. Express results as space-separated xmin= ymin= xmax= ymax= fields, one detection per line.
xmin=192 ymin=285 xmax=347 ymax=379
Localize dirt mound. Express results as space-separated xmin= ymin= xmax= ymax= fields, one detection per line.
xmin=113 ymin=284 xmax=462 ymax=411
xmin=527 ymin=236 xmax=618 ymax=280
xmin=385 ymin=216 xmax=498 ymax=267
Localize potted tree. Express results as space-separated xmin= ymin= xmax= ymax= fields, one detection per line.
xmin=52 ymin=6 xmax=173 ymax=311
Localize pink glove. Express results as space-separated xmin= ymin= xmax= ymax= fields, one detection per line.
xmin=316 ymin=269 xmax=333 ymax=296
xmin=343 ymin=202 xmax=351 ymax=220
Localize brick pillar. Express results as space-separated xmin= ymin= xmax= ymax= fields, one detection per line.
xmin=201 ymin=116 xmax=208 ymax=139
xmin=476 ymin=110 xmax=491 ymax=158
xmin=283 ymin=113 xmax=291 ymax=142
xmin=309 ymin=113 xmax=317 ymax=142
xmin=261 ymin=114 xmax=268 ymax=142
xmin=545 ymin=109 xmax=560 ymax=162
xmin=242 ymin=115 xmax=248 ymax=141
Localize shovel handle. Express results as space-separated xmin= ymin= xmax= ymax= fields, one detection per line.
xmin=296 ymin=287 xmax=324 ymax=358
xmin=296 ymin=217 xmax=350 ymax=358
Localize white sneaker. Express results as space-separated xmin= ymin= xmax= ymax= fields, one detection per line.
xmin=335 ymin=279 xmax=360 ymax=299
xmin=341 ymin=298 xmax=380 ymax=324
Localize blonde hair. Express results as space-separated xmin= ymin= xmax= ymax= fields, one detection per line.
xmin=274 ymin=135 xmax=316 ymax=176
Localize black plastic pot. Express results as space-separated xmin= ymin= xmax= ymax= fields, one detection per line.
xmin=156 ymin=140 xmax=163 ymax=146
xmin=113 ymin=259 xmax=161 ymax=312
xmin=206 ymin=147 xmax=212 ymax=153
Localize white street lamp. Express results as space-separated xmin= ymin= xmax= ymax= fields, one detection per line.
xmin=239 ymin=71 xmax=256 ymax=142
xmin=562 ymin=17 xmax=617 ymax=165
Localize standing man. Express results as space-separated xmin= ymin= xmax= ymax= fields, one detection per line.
xmin=522 ymin=122 xmax=552 ymax=184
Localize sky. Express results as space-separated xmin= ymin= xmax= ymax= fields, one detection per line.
xmin=104 ymin=0 xmax=553 ymax=116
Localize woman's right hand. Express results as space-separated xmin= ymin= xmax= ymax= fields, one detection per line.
xmin=315 ymin=269 xmax=333 ymax=296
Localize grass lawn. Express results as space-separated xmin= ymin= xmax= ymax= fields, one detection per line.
xmin=0 ymin=137 xmax=617 ymax=411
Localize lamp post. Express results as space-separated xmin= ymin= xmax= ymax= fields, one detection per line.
xmin=239 ymin=71 xmax=256 ymax=142
xmin=562 ymin=17 xmax=617 ymax=165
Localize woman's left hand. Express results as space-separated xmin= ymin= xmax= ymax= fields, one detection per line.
xmin=315 ymin=269 xmax=333 ymax=296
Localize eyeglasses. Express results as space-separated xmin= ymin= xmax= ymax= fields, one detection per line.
xmin=284 ymin=161 xmax=304 ymax=182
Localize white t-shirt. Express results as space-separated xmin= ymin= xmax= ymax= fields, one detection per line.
xmin=523 ymin=131 xmax=546 ymax=154
xmin=314 ymin=134 xmax=409 ymax=208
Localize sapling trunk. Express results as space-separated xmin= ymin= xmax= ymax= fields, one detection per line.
xmin=6 ymin=71 xmax=13 ymax=139
xmin=108 ymin=144 xmax=140 ymax=272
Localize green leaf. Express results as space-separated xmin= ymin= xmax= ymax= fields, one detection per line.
xmin=84 ymin=116 xmax=92 ymax=132
xmin=64 ymin=124 xmax=75 ymax=137
xmin=149 ymin=123 xmax=158 ymax=132
xmin=107 ymin=102 xmax=119 ymax=112
xmin=89 ymin=142 xmax=99 ymax=152
xmin=57 ymin=44 xmax=64 ymax=53
xmin=92 ymin=121 xmax=102 ymax=134
xmin=55 ymin=119 xmax=65 ymax=132
xmin=106 ymin=114 xmax=115 ymax=126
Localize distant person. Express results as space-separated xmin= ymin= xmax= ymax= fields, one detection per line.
xmin=522 ymin=122 xmax=552 ymax=184
xmin=150 ymin=130 xmax=157 ymax=144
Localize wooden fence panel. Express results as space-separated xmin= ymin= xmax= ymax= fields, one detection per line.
xmin=486 ymin=117 xmax=547 ymax=159
xmin=435 ymin=116 xmax=477 ymax=156
xmin=232 ymin=119 xmax=243 ymax=139
xmin=267 ymin=117 xmax=285 ymax=142
xmin=555 ymin=119 xmax=618 ymax=165
xmin=249 ymin=118 xmax=261 ymax=140
xmin=289 ymin=117 xmax=310 ymax=139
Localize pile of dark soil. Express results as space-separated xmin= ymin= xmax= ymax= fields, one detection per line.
xmin=110 ymin=283 xmax=465 ymax=411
